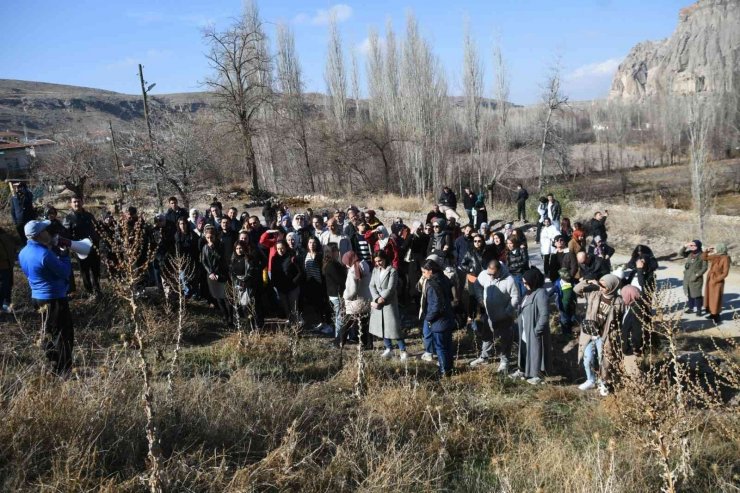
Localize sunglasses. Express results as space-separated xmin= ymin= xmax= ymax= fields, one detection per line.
xmin=433 ymin=225 xmax=441 ymax=229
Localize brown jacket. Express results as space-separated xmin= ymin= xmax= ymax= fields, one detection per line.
xmin=701 ymin=251 xmax=730 ymax=315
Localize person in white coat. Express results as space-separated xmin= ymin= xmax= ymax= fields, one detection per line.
xmin=539 ymin=217 xmax=561 ymax=277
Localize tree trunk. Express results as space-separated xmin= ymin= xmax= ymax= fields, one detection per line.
xmin=538 ymin=108 xmax=552 ymax=191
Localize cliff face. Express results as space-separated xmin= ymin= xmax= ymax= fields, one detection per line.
xmin=609 ymin=0 xmax=740 ymax=100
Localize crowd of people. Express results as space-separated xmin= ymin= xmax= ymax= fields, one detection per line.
xmin=2 ymin=181 xmax=733 ymax=388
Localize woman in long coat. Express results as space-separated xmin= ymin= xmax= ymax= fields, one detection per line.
xmin=679 ymin=240 xmax=708 ymax=315
xmin=702 ymin=244 xmax=730 ymax=324
xmin=369 ymin=250 xmax=407 ymax=360
xmin=512 ymin=268 xmax=550 ymax=385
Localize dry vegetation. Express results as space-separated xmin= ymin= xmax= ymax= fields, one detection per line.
xmin=0 ymin=259 xmax=738 ymax=492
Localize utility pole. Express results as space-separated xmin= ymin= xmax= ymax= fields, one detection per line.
xmin=108 ymin=120 xmax=124 ymax=205
xmin=138 ymin=63 xmax=163 ymax=211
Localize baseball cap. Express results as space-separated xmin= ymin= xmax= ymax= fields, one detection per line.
xmin=24 ymin=220 xmax=51 ymax=239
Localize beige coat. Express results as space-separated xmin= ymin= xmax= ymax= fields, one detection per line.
xmin=574 ymin=280 xmax=624 ymax=380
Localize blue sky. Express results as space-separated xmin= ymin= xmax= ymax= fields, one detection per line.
xmin=3 ymin=0 xmax=686 ymax=105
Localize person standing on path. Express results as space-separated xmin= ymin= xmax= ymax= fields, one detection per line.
xmin=701 ymin=244 xmax=730 ymax=325
xmin=679 ymin=240 xmax=708 ymax=316
xmin=63 ymin=196 xmax=102 ymax=298
xmin=516 ymin=184 xmax=529 ymax=222
xmin=462 ymin=186 xmax=476 ymax=226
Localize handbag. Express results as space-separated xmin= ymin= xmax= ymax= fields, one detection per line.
xmin=345 ymin=298 xmax=370 ymax=315
xmin=580 ymin=319 xmax=600 ymax=337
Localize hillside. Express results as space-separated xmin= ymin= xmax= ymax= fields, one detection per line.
xmin=0 ymin=79 xmax=214 ymax=135
xmin=609 ymin=0 xmax=740 ymax=100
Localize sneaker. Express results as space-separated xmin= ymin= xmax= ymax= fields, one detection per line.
xmin=684 ymin=307 xmax=694 ymax=314
xmin=321 ymin=325 xmax=335 ymax=336
xmin=421 ymin=352 xmax=434 ymax=362
xmin=470 ymin=357 xmax=489 ymax=368
xmin=496 ymin=360 xmax=509 ymax=373
xmin=578 ymin=380 xmax=596 ymax=391
xmin=399 ymin=351 xmax=409 ymax=361
xmin=508 ymin=370 xmax=525 ymax=380
xmin=526 ymin=376 xmax=543 ymax=385
xmin=380 ymin=348 xmax=393 ymax=359
xmin=598 ymin=382 xmax=609 ymax=397
xmin=1 ymin=304 xmax=10 ymax=314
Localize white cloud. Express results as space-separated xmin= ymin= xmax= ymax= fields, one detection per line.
xmin=293 ymin=4 xmax=353 ymax=26
xmin=568 ymin=57 xmax=622 ymax=80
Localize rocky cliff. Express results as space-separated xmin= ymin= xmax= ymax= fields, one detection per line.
xmin=609 ymin=0 xmax=740 ymax=100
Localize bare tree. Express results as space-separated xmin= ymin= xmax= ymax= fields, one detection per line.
xmin=275 ymin=22 xmax=315 ymax=192
xmin=686 ymin=96 xmax=715 ymax=240
xmin=537 ymin=60 xmax=569 ymax=191
xmin=462 ymin=20 xmax=484 ymax=190
xmin=325 ymin=16 xmax=350 ymax=191
xmin=37 ymin=135 xmax=110 ymax=200
xmin=203 ymin=4 xmax=271 ymax=191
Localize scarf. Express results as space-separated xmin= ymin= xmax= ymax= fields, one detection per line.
xmin=343 ymin=250 xmax=362 ymax=280
xmin=599 ymin=274 xmax=621 ymax=299
xmin=376 ymin=225 xmax=390 ymax=250
xmin=715 ymin=243 xmax=728 ymax=255
xmin=621 ymin=285 xmax=640 ymax=306
xmin=692 ymin=239 xmax=702 ymax=253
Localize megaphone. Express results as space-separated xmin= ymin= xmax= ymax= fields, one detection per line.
xmin=70 ymin=238 xmax=93 ymax=260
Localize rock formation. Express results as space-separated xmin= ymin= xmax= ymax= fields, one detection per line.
xmin=609 ymin=0 xmax=740 ymax=100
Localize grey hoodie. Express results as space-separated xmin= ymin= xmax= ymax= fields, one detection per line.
xmin=475 ymin=264 xmax=520 ymax=321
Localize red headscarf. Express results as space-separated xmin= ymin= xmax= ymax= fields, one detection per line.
xmin=342 ymin=250 xmax=362 ymax=280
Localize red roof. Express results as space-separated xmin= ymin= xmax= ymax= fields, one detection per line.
xmin=0 ymin=139 xmax=56 ymax=150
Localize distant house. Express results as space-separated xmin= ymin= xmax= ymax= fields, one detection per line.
xmin=0 ymin=132 xmax=56 ymax=179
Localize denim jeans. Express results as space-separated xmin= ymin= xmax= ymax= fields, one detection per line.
xmin=329 ymin=296 xmax=343 ymax=337
xmin=432 ymin=330 xmax=453 ymax=374
xmin=422 ymin=319 xmax=435 ymax=354
xmin=383 ymin=338 xmax=407 ymax=351
xmin=179 ymin=270 xmax=193 ymax=298
xmin=583 ymin=336 xmax=604 ymax=383
xmin=0 ymin=268 xmax=12 ymax=306
xmin=512 ymin=274 xmax=525 ymax=298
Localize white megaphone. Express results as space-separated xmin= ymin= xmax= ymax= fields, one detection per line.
xmin=70 ymin=238 xmax=93 ymax=259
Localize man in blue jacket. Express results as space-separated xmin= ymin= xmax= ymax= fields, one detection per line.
xmin=19 ymin=220 xmax=73 ymax=375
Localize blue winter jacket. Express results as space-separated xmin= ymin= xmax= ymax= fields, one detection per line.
xmin=424 ymin=274 xmax=456 ymax=333
xmin=19 ymin=240 xmax=71 ymax=300
xmin=11 ymin=189 xmax=36 ymax=225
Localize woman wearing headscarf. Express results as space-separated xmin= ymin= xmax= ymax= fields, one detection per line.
xmin=568 ymin=223 xmax=586 ymax=254
xmin=367 ymin=225 xmax=400 ymax=269
xmin=574 ymin=273 xmax=624 ymax=396
xmin=511 ymin=268 xmax=550 ymax=384
xmin=620 ymin=285 xmax=645 ymax=364
xmin=188 ymin=208 xmax=200 ymax=232
xmin=230 ymin=240 xmax=266 ymax=329
xmin=702 ymin=244 xmax=730 ymax=325
xmin=679 ymin=240 xmax=708 ymax=316
xmin=421 ymin=260 xmax=456 ymax=376
xmin=474 ymin=192 xmax=488 ymax=229
xmin=338 ymin=250 xmax=372 ymax=348
xmin=369 ymin=250 xmax=407 ymax=360
xmin=426 ymin=219 xmax=453 ymax=266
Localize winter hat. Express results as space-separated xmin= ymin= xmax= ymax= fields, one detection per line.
xmin=558 ymin=268 xmax=572 ymax=282
xmin=715 ymin=243 xmax=727 ymax=255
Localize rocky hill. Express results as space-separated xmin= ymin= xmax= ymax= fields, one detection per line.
xmin=0 ymin=79 xmax=214 ymax=136
xmin=609 ymin=0 xmax=740 ymax=100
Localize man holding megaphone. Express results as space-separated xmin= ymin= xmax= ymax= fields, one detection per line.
xmin=19 ymin=220 xmax=74 ymax=375
xmin=63 ymin=196 xmax=101 ymax=298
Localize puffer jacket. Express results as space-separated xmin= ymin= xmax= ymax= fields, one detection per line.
xmin=506 ymin=247 xmax=529 ymax=275
xmin=461 ymin=247 xmax=486 ymax=276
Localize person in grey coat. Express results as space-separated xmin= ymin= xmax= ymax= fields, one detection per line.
xmin=679 ymin=240 xmax=708 ymax=316
xmin=369 ymin=250 xmax=407 ymax=360
xmin=511 ymin=268 xmax=550 ymax=384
